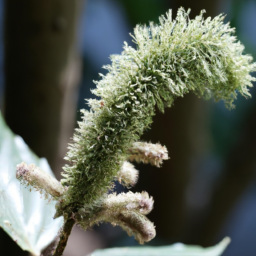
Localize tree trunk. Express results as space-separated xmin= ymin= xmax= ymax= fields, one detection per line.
xmin=2 ymin=0 xmax=81 ymax=255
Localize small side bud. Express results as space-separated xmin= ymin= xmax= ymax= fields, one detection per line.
xmin=77 ymin=208 xmax=155 ymax=244
xmin=116 ymin=161 xmax=138 ymax=187
xmin=76 ymin=192 xmax=155 ymax=244
xmin=128 ymin=142 xmax=168 ymax=167
xmin=16 ymin=162 xmax=65 ymax=198
xmin=104 ymin=191 xmax=154 ymax=215
xmin=115 ymin=210 xmax=156 ymax=244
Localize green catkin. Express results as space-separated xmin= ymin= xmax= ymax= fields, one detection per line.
xmin=60 ymin=8 xmax=256 ymax=212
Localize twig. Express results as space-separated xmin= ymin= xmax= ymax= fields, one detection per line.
xmin=52 ymin=217 xmax=75 ymax=256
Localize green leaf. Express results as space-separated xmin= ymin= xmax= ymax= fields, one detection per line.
xmin=89 ymin=237 xmax=230 ymax=256
xmin=0 ymin=112 xmax=63 ymax=255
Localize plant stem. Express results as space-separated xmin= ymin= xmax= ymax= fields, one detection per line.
xmin=52 ymin=217 xmax=75 ymax=256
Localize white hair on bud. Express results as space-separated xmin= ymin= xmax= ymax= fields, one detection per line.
xmin=116 ymin=161 xmax=139 ymax=187
xmin=16 ymin=162 xmax=65 ymax=198
xmin=113 ymin=210 xmax=156 ymax=244
xmin=76 ymin=209 xmax=156 ymax=244
xmin=128 ymin=142 xmax=168 ymax=167
xmin=103 ymin=191 xmax=154 ymax=215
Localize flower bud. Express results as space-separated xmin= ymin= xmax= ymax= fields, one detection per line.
xmin=16 ymin=162 xmax=65 ymax=198
xmin=116 ymin=161 xmax=138 ymax=187
xmin=128 ymin=142 xmax=168 ymax=167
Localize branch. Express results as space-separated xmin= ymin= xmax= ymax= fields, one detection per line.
xmin=52 ymin=217 xmax=75 ymax=256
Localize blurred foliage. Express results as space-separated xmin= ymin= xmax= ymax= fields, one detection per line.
xmin=91 ymin=237 xmax=230 ymax=256
xmin=210 ymin=0 xmax=256 ymax=158
xmin=0 ymin=112 xmax=63 ymax=255
xmin=118 ymin=0 xmax=166 ymax=26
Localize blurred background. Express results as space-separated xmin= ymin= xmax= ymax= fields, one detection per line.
xmin=0 ymin=0 xmax=256 ymax=255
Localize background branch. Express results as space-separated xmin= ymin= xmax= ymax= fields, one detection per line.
xmin=2 ymin=0 xmax=81 ymax=255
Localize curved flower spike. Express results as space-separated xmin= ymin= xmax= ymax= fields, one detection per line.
xmin=60 ymin=7 xmax=256 ymax=212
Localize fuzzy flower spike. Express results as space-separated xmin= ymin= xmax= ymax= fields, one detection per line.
xmin=16 ymin=8 xmax=256 ymax=253
xmin=61 ymin=7 xmax=255 ymax=211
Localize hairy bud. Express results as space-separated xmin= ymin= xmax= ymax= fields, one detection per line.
xmin=104 ymin=191 xmax=154 ymax=215
xmin=111 ymin=210 xmax=156 ymax=244
xmin=128 ymin=142 xmax=168 ymax=167
xmin=16 ymin=162 xmax=65 ymax=198
xmin=77 ymin=208 xmax=155 ymax=244
xmin=76 ymin=191 xmax=155 ymax=244
xmin=116 ymin=161 xmax=139 ymax=187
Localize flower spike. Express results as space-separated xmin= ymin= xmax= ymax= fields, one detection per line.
xmin=60 ymin=8 xmax=256 ymax=213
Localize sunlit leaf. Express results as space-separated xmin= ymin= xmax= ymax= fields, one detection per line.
xmin=0 ymin=112 xmax=63 ymax=255
xmin=89 ymin=237 xmax=230 ymax=256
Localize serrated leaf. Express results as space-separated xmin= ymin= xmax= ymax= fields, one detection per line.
xmin=0 ymin=112 xmax=63 ymax=255
xmin=89 ymin=237 xmax=230 ymax=256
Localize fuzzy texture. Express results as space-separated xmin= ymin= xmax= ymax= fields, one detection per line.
xmin=16 ymin=162 xmax=65 ymax=198
xmin=116 ymin=161 xmax=139 ymax=187
xmin=128 ymin=142 xmax=168 ymax=167
xmin=104 ymin=191 xmax=154 ymax=215
xmin=60 ymin=8 xmax=256 ymax=213
xmin=76 ymin=209 xmax=156 ymax=244
xmin=75 ymin=192 xmax=155 ymax=244
xmin=103 ymin=210 xmax=156 ymax=244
